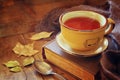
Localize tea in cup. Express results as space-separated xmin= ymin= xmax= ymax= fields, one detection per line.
xmin=59 ymin=11 xmax=115 ymax=51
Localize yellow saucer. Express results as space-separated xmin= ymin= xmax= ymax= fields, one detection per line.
xmin=56 ymin=33 xmax=108 ymax=57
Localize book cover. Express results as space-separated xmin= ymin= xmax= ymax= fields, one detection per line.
xmin=42 ymin=40 xmax=101 ymax=80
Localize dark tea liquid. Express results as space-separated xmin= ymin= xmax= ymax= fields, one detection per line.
xmin=64 ymin=17 xmax=100 ymax=30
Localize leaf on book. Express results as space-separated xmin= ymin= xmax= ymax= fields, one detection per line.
xmin=10 ymin=66 xmax=22 ymax=72
xmin=23 ymin=57 xmax=35 ymax=66
xmin=30 ymin=31 xmax=53 ymax=40
xmin=13 ymin=42 xmax=39 ymax=57
xmin=3 ymin=60 xmax=20 ymax=68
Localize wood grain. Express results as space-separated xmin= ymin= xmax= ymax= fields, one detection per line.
xmin=0 ymin=0 xmax=86 ymax=79
xmin=0 ymin=0 xmax=84 ymax=37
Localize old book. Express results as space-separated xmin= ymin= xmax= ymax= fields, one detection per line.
xmin=42 ymin=40 xmax=100 ymax=80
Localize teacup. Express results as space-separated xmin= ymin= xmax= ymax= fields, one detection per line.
xmin=59 ymin=10 xmax=115 ymax=51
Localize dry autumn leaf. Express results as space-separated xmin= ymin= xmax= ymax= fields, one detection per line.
xmin=3 ymin=60 xmax=20 ymax=68
xmin=23 ymin=57 xmax=35 ymax=66
xmin=12 ymin=42 xmax=24 ymax=55
xmin=10 ymin=66 xmax=22 ymax=72
xmin=13 ymin=42 xmax=39 ymax=57
xmin=30 ymin=31 xmax=53 ymax=40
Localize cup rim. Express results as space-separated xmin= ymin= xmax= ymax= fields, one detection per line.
xmin=59 ymin=10 xmax=108 ymax=32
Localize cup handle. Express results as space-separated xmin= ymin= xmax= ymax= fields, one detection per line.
xmin=105 ymin=18 xmax=115 ymax=35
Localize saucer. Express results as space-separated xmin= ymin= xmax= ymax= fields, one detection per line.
xmin=56 ymin=33 xmax=108 ymax=57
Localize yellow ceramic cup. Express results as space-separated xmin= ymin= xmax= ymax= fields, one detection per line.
xmin=59 ymin=11 xmax=115 ymax=51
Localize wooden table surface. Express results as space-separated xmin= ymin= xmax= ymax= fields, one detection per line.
xmin=0 ymin=31 xmax=79 ymax=80
xmin=0 ymin=0 xmax=84 ymax=80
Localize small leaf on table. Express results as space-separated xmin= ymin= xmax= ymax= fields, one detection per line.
xmin=13 ymin=42 xmax=39 ymax=57
xmin=30 ymin=31 xmax=53 ymax=40
xmin=23 ymin=57 xmax=35 ymax=66
xmin=3 ymin=60 xmax=20 ymax=68
xmin=10 ymin=66 xmax=22 ymax=72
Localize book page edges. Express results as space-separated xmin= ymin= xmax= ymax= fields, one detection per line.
xmin=43 ymin=47 xmax=95 ymax=80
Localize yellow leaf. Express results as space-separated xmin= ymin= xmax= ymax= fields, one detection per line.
xmin=13 ymin=42 xmax=25 ymax=55
xmin=4 ymin=61 xmax=20 ymax=68
xmin=10 ymin=66 xmax=22 ymax=72
xmin=24 ymin=43 xmax=34 ymax=50
xmin=23 ymin=57 xmax=34 ymax=66
xmin=13 ymin=42 xmax=39 ymax=57
xmin=30 ymin=31 xmax=53 ymax=40
xmin=22 ymin=49 xmax=39 ymax=57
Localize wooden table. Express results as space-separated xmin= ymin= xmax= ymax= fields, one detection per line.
xmin=0 ymin=31 xmax=80 ymax=80
xmin=0 ymin=0 xmax=84 ymax=80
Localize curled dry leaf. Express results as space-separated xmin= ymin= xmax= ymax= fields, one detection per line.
xmin=13 ymin=42 xmax=39 ymax=57
xmin=30 ymin=31 xmax=53 ymax=40
xmin=23 ymin=57 xmax=35 ymax=66
xmin=3 ymin=60 xmax=20 ymax=68
xmin=10 ymin=66 xmax=22 ymax=72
